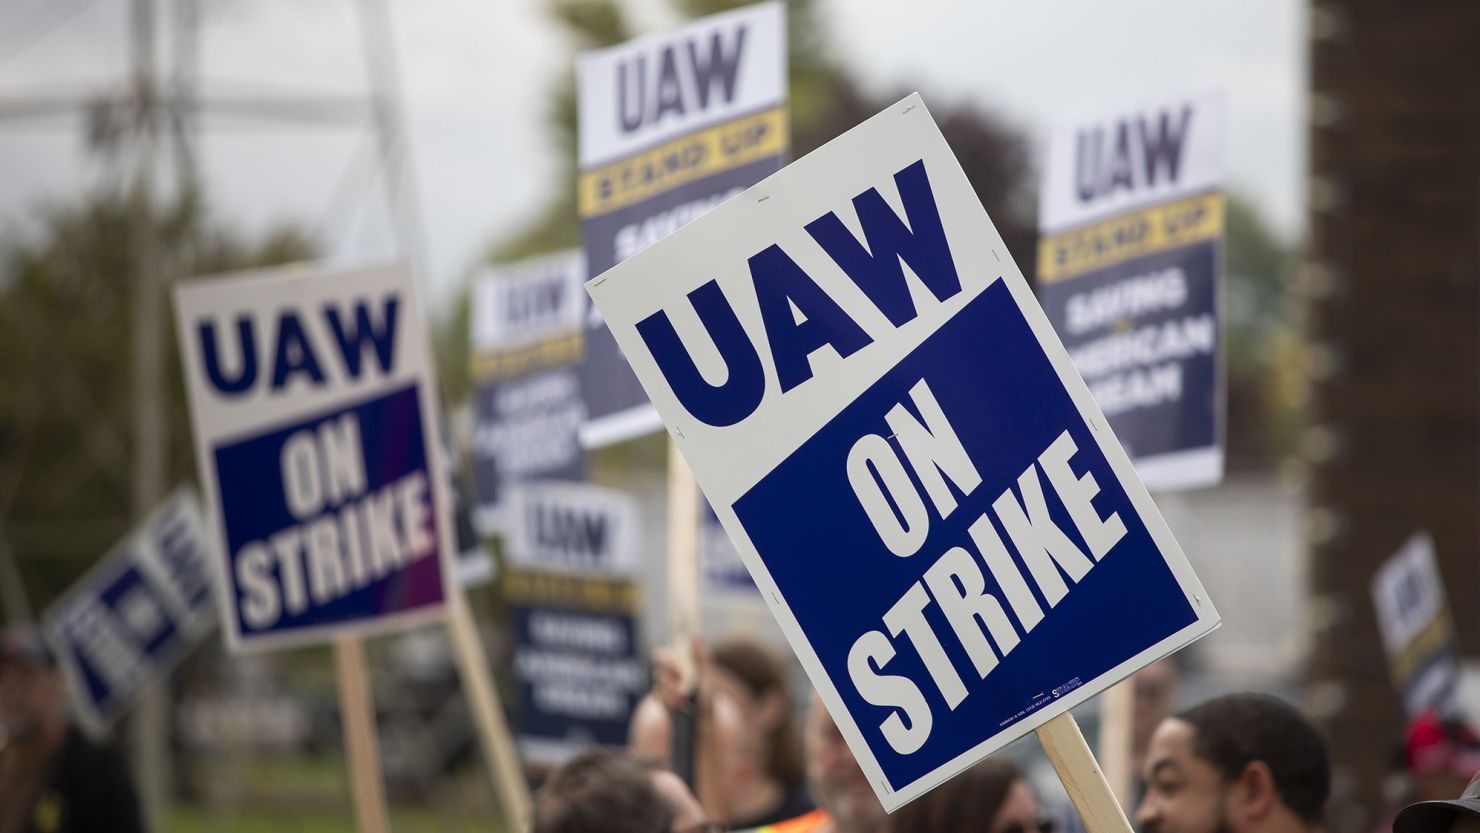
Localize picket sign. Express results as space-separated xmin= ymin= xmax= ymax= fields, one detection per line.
xmin=1036 ymin=92 xmax=1226 ymax=492
xmin=173 ymin=260 xmax=531 ymax=831
xmin=586 ymin=94 xmax=1219 ymax=823
xmin=576 ymin=1 xmax=789 ymax=448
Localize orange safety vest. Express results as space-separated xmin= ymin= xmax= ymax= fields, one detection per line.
xmin=756 ymin=809 xmax=831 ymax=833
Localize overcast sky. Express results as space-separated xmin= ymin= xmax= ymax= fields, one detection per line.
xmin=0 ymin=0 xmax=1305 ymax=313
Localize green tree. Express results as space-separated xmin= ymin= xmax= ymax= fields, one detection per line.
xmin=0 ymin=188 xmax=314 ymax=609
xmin=1222 ymin=193 xmax=1300 ymax=466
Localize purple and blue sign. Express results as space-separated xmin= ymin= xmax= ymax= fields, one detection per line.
xmin=175 ymin=261 xmax=455 ymax=652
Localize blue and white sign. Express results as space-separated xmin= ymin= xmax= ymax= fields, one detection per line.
xmin=174 ymin=261 xmax=455 ymax=652
xmin=43 ymin=489 xmax=217 ymax=735
xmin=587 ymin=95 xmax=1220 ymax=810
xmin=469 ymin=251 xmax=588 ymax=532
xmin=502 ymin=481 xmax=644 ymax=765
xmin=576 ymin=1 xmax=788 ymax=448
xmin=1037 ymin=93 xmax=1225 ymax=491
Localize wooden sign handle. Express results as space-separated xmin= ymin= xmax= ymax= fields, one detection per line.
xmin=1035 ymin=713 xmax=1136 ymax=833
xmin=334 ymin=637 xmax=390 ymax=833
xmin=1097 ymin=680 xmax=1136 ymax=805
xmin=446 ymin=591 xmax=534 ymax=832
xmin=665 ymin=436 xmax=702 ymax=689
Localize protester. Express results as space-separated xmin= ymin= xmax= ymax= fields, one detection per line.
xmin=890 ymin=757 xmax=1047 ymax=833
xmin=0 ymin=627 xmax=143 ymax=833
xmin=708 ymin=638 xmax=815 ymax=827
xmin=631 ymin=636 xmax=814 ymax=828
xmin=1136 ymin=693 xmax=1330 ymax=833
xmin=751 ymin=693 xmax=887 ymax=833
xmin=1392 ymin=771 xmax=1480 ymax=833
xmin=1402 ymin=711 xmax=1480 ymax=803
xmin=1372 ymin=710 xmax=1480 ymax=833
xmin=532 ymin=746 xmax=721 ymax=833
xmin=629 ymin=638 xmax=748 ymax=823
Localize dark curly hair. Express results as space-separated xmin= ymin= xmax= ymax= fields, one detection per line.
xmin=1177 ymin=693 xmax=1331 ymax=824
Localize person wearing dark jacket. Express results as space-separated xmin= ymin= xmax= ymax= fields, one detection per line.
xmin=0 ymin=628 xmax=143 ymax=833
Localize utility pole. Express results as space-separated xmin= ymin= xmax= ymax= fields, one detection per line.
xmin=358 ymin=0 xmax=429 ymax=279
xmin=128 ymin=0 xmax=171 ymax=829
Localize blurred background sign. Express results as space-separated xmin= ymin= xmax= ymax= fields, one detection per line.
xmin=575 ymin=1 xmax=789 ymax=448
xmin=43 ymin=488 xmax=217 ymax=735
xmin=1372 ymin=532 xmax=1461 ymax=720
xmin=502 ymin=481 xmax=645 ymax=767
xmin=1037 ymin=92 xmax=1225 ymax=492
xmin=468 ymin=250 xmax=588 ymax=533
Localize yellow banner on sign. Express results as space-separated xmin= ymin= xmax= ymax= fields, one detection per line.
xmin=1393 ymin=613 xmax=1455 ymax=687
xmin=504 ymin=571 xmax=638 ymax=615
xmin=578 ymin=107 xmax=788 ymax=218
xmin=470 ymin=333 xmax=582 ymax=383
xmin=1038 ymin=193 xmax=1223 ymax=283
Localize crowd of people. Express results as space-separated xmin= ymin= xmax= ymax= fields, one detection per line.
xmin=535 ymin=638 xmax=1480 ymax=833
xmin=6 ymin=623 xmax=1480 ymax=833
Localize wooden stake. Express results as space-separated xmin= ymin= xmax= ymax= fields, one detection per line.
xmin=334 ymin=637 xmax=389 ymax=833
xmin=665 ymin=436 xmax=703 ymax=686
xmin=1036 ymin=713 xmax=1136 ymax=833
xmin=666 ymin=436 xmax=728 ymax=814
xmin=446 ymin=590 xmax=533 ymax=832
xmin=1097 ymin=680 xmax=1136 ymax=806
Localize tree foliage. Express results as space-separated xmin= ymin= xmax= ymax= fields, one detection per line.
xmin=0 ymin=187 xmax=314 ymax=609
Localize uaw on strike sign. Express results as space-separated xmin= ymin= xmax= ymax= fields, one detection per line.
xmin=588 ymin=94 xmax=1220 ymax=810
xmin=175 ymin=262 xmax=454 ymax=651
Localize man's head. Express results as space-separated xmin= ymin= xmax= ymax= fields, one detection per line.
xmin=533 ymin=748 xmax=709 ymax=833
xmin=804 ymin=694 xmax=887 ymax=833
xmin=0 ymin=628 xmax=65 ymax=746
xmin=1136 ymin=693 xmax=1330 ymax=833
xmin=1394 ymin=771 xmax=1480 ymax=833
